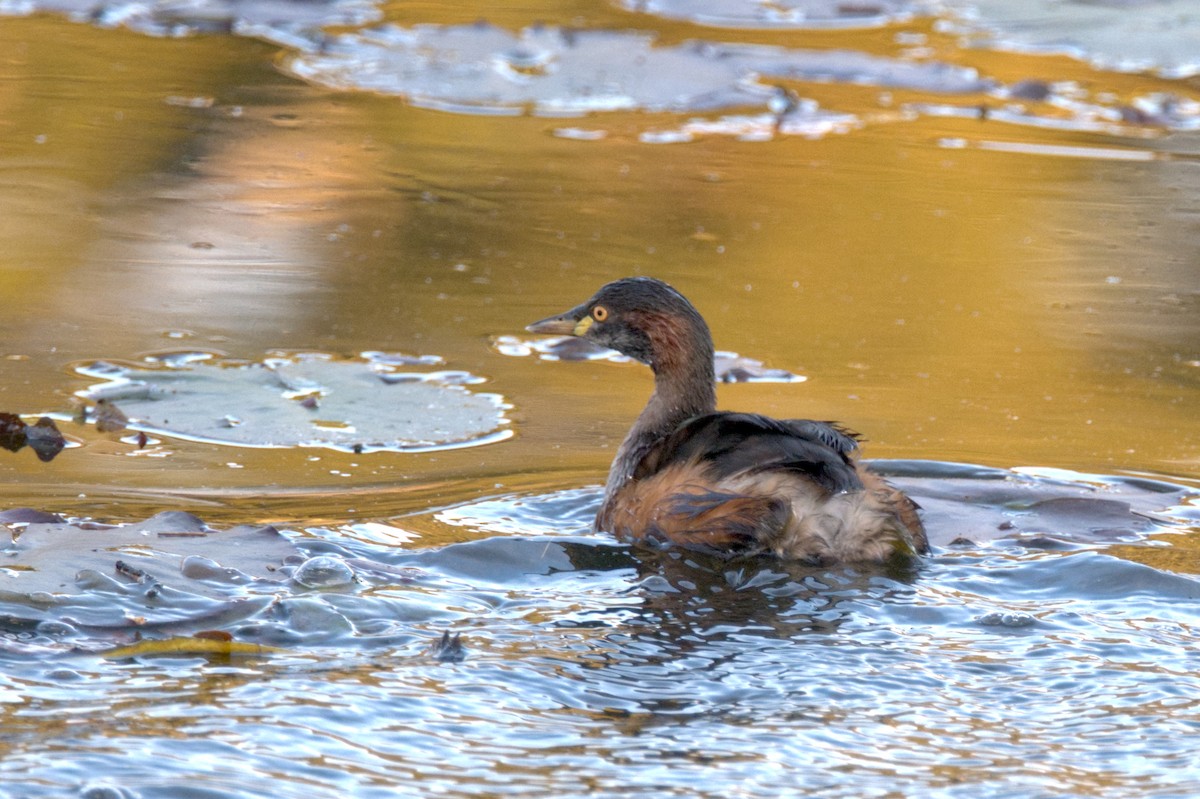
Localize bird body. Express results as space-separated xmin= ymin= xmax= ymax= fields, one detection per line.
xmin=528 ymin=277 xmax=927 ymax=565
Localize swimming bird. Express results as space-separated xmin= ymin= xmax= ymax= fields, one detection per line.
xmin=527 ymin=276 xmax=927 ymax=565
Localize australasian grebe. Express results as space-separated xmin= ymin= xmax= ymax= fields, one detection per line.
xmin=528 ymin=277 xmax=928 ymax=565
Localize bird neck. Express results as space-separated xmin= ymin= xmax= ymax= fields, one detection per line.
xmin=603 ymin=331 xmax=717 ymax=502
xmin=643 ymin=357 xmax=717 ymax=432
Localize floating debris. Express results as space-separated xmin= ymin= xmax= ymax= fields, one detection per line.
xmin=496 ymin=335 xmax=804 ymax=383
xmin=102 ymin=635 xmax=285 ymax=660
xmin=0 ymin=413 xmax=67 ymax=462
xmin=427 ymin=629 xmax=466 ymax=663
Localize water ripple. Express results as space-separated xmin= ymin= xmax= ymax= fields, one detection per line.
xmin=2 ymin=464 xmax=1198 ymax=797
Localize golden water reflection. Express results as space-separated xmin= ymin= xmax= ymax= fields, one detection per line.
xmin=0 ymin=14 xmax=1196 ymax=529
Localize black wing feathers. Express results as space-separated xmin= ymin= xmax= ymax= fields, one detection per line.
xmin=633 ymin=412 xmax=864 ymax=495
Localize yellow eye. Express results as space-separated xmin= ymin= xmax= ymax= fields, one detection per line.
xmin=592 ymin=305 xmax=608 ymax=322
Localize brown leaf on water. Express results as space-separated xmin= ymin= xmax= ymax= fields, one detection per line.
xmin=1 ymin=414 xmax=65 ymax=461
xmin=194 ymin=630 xmax=234 ymax=642
xmin=94 ymin=398 xmax=129 ymax=433
xmin=0 ymin=412 xmax=28 ymax=454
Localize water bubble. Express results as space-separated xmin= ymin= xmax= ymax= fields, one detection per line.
xmin=293 ymin=556 xmax=355 ymax=589
xmin=35 ymin=620 xmax=77 ymax=637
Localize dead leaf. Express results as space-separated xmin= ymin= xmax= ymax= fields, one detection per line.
xmin=0 ymin=412 xmax=26 ymax=453
xmin=103 ymin=636 xmax=284 ymax=659
xmin=194 ymin=630 xmax=234 ymax=641
xmin=0 ymin=413 xmax=66 ymax=461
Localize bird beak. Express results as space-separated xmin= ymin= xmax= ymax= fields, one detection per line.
xmin=527 ymin=304 xmax=591 ymax=337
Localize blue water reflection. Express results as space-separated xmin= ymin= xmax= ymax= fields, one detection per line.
xmin=3 ymin=465 xmax=1199 ymax=798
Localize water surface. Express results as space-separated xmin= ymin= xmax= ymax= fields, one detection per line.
xmin=0 ymin=1 xmax=1198 ymax=797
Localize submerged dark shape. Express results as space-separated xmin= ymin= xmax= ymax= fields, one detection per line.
xmin=0 ymin=413 xmax=66 ymax=462
xmin=0 ymin=508 xmax=64 ymax=524
xmin=428 ymin=630 xmax=466 ymax=663
xmin=528 ymin=277 xmax=927 ymax=565
xmin=26 ymin=417 xmax=66 ymax=461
